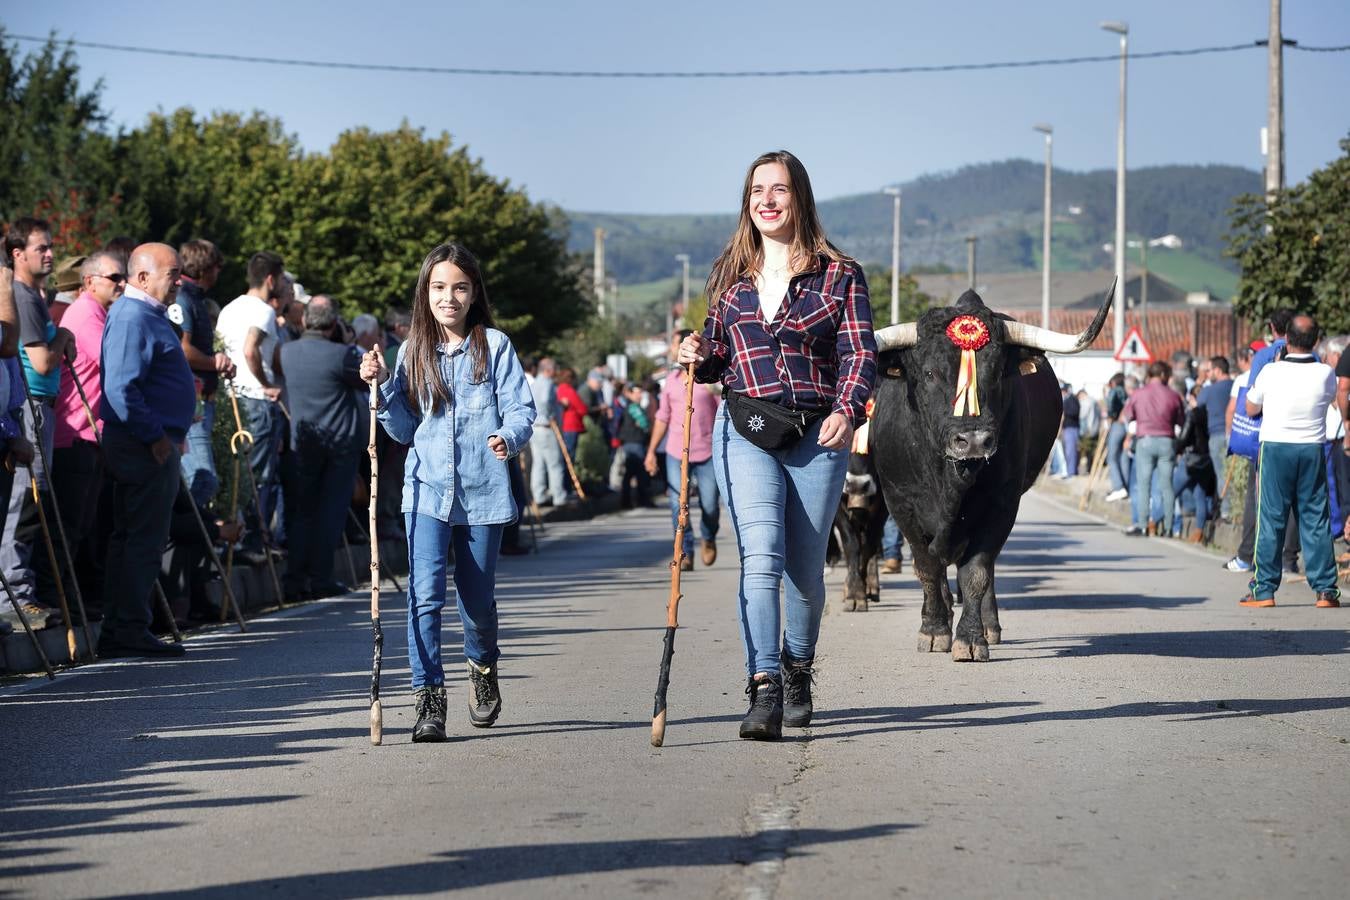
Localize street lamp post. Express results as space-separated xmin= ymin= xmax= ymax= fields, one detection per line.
xmin=1101 ymin=20 xmax=1129 ymax=351
xmin=673 ymin=253 xmax=690 ymax=339
xmin=1033 ymin=123 xmax=1053 ymax=330
xmin=882 ymin=186 xmax=902 ymax=325
xmin=1125 ymin=234 xmax=1181 ymax=345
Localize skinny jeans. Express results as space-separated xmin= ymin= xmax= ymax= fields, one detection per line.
xmin=1131 ymin=436 xmax=1176 ymax=532
xmin=1106 ymin=421 xmax=1127 ymax=492
xmin=712 ymin=407 xmax=848 ymax=677
xmin=405 ymin=513 xmax=503 ymax=689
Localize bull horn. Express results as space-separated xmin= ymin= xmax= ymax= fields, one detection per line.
xmin=1003 ymin=277 xmax=1117 ymax=354
xmin=874 ymin=322 xmax=918 ymax=351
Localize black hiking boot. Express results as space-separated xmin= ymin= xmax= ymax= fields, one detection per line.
xmin=411 ymin=686 xmax=447 ymax=743
xmin=781 ymin=651 xmax=814 ymax=728
xmin=467 ymin=659 xmax=502 ymax=727
xmin=739 ymin=673 xmax=783 ymax=741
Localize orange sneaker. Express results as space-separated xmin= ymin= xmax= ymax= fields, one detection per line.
xmin=1315 ymin=592 xmax=1341 ymax=609
xmin=1238 ymin=595 xmax=1276 ymax=608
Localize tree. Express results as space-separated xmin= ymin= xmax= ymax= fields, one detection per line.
xmin=0 ymin=31 xmax=132 ymax=252
xmin=1226 ymin=136 xmax=1350 ymax=334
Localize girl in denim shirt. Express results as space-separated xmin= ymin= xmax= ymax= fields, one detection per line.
xmin=360 ymin=243 xmax=536 ymax=743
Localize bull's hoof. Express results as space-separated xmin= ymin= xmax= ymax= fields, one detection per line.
xmin=952 ymin=638 xmax=990 ymax=662
xmin=917 ymin=631 xmax=952 ymax=652
xmin=866 ymin=592 xmax=880 ymax=605
xmin=984 ymin=627 xmax=1002 ymax=645
xmin=841 ymin=596 xmax=868 ymax=612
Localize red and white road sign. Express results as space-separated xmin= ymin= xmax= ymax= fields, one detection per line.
xmin=1113 ymin=325 xmax=1154 ymax=363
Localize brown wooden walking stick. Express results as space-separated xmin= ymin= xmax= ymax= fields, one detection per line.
xmin=550 ymin=420 xmax=587 ymax=501
xmin=224 ymin=380 xmax=286 ymax=610
xmin=27 ymin=472 xmax=78 ymax=661
xmin=366 ymin=360 xmax=384 ymax=745
xmin=16 ymin=367 xmax=96 ymax=660
xmin=1078 ymin=425 xmax=1112 ymax=511
xmin=346 ymin=506 xmax=402 ymax=594
xmin=651 ymin=363 xmax=696 ymax=747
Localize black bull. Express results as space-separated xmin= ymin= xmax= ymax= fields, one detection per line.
xmin=865 ymin=283 xmax=1115 ymax=661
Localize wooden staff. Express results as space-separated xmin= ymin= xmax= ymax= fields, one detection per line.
xmin=366 ymin=357 xmax=384 ymax=745
xmin=1218 ymin=459 xmax=1235 ymax=500
xmin=224 ymin=381 xmax=286 ymax=610
xmin=221 ymin=455 xmax=242 ymax=621
xmin=550 ymin=420 xmax=587 ymax=501
xmin=346 ymin=506 xmax=402 ymax=594
xmin=64 ymin=362 xmax=181 ymax=642
xmin=651 ymin=363 xmax=696 ymax=747
xmin=27 ymin=473 xmax=77 ymax=661
xmin=1078 ymin=425 xmax=1112 ymax=511
xmin=0 ymin=557 xmax=56 ymax=679
xmin=16 ymin=367 xmax=95 ymax=661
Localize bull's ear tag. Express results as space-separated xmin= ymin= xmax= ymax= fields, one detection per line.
xmin=946 ymin=315 xmax=990 ymax=417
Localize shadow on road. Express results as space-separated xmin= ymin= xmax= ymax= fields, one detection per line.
xmin=95 ymin=823 xmax=913 ymax=898
xmin=810 ymin=694 xmax=1350 ymax=740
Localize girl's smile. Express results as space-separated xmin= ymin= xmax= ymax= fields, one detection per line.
xmin=428 ymin=260 xmax=475 ymax=339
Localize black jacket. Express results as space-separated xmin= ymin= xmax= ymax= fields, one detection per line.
xmin=279 ymin=331 xmax=367 ymax=453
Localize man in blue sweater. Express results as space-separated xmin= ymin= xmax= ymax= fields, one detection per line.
xmin=98 ymin=243 xmax=196 ymax=657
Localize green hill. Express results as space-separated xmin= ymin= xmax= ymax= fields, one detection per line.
xmin=567 ymin=161 xmax=1258 ymax=299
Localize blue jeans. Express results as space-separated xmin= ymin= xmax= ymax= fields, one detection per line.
xmin=1133 ymin=436 xmax=1177 ymax=532
xmin=406 ymin=514 xmax=503 ymax=689
xmin=664 ymin=454 xmax=720 ymax=554
xmin=237 ymin=397 xmax=284 ymax=550
xmin=1106 ymin=422 xmax=1127 ymax=491
xmin=1208 ymin=432 xmax=1230 ymax=518
xmin=562 ymin=429 xmax=580 ymax=462
xmin=883 ymin=516 xmax=903 ymax=561
xmin=180 ymin=398 xmax=219 ymax=507
xmin=1172 ymin=461 xmax=1210 ymax=534
xmin=1061 ymin=426 xmax=1080 ymax=476
xmin=712 ymin=408 xmax=849 ymax=676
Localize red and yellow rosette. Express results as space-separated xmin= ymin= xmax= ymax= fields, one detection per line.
xmin=946 ymin=315 xmax=990 ymax=417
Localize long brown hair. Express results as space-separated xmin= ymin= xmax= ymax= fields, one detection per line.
xmin=403 ymin=242 xmax=496 ymax=416
xmin=705 ymin=150 xmax=849 ymax=306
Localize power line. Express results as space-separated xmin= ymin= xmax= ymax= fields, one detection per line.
xmin=7 ymin=32 xmax=1348 ymax=79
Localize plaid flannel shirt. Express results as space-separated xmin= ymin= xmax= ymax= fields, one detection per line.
xmin=694 ymin=256 xmax=876 ymax=426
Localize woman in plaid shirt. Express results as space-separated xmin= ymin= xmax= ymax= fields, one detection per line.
xmin=678 ymin=150 xmax=876 ymax=741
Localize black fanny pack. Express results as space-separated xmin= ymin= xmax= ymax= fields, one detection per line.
xmin=725 ymin=391 xmax=829 ymax=451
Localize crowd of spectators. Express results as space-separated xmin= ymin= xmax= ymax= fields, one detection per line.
xmin=0 ymin=218 xmax=694 ymax=659
xmin=1047 ymin=307 xmax=1348 ymax=605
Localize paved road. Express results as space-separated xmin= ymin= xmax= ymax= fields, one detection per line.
xmin=2 ymin=492 xmax=1347 ymax=899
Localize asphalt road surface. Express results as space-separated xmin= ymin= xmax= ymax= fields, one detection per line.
xmin=2 ymin=491 xmax=1347 ymax=899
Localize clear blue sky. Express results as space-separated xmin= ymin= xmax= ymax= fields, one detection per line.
xmin=5 ymin=0 xmax=1347 ymax=214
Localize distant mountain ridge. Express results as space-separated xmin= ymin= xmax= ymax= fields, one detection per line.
xmin=566 ymin=160 xmax=1259 ymax=293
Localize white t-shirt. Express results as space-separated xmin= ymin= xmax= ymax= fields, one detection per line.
xmin=216 ymin=294 xmax=280 ymax=400
xmin=1246 ymin=355 xmax=1336 ymax=444
xmin=1230 ymin=370 xmax=1250 ymax=396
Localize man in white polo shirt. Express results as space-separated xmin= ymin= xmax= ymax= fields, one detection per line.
xmin=1240 ymin=314 xmax=1340 ymax=609
xmin=215 ymin=251 xmax=286 ymax=557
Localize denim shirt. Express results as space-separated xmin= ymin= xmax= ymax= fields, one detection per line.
xmin=378 ymin=328 xmax=536 ymax=525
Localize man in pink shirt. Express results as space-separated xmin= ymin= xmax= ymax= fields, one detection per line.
xmin=646 ymin=330 xmax=722 ymax=570
xmin=35 ymin=251 xmax=125 ymax=614
xmin=1120 ymin=360 xmax=1186 ymax=537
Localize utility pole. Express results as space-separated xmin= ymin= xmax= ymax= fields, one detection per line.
xmin=674 ymin=253 xmax=690 ymax=337
xmin=1101 ymin=20 xmax=1129 ymax=351
xmin=1034 ymin=123 xmax=1053 ymax=330
xmin=965 ymin=235 xmax=978 ymax=290
xmin=593 ymin=227 xmax=607 ymax=317
xmin=1266 ymin=0 xmax=1285 ymax=199
xmin=883 ymin=186 xmax=902 ymax=325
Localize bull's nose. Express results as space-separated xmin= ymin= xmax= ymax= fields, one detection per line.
xmin=947 ymin=429 xmax=996 ymax=459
